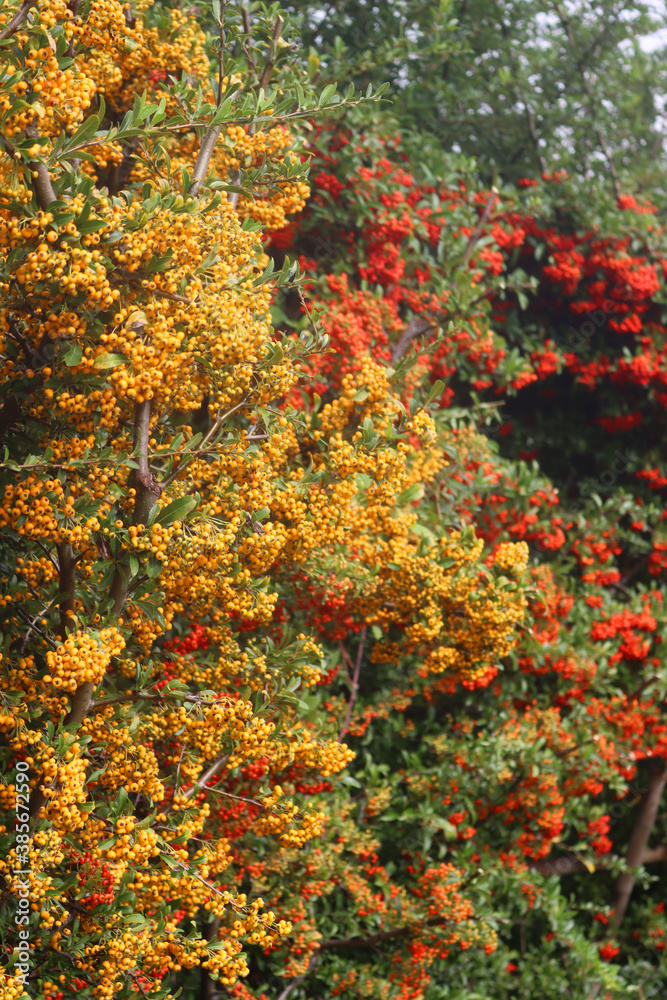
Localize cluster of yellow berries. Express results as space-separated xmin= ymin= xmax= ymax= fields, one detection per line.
xmin=494 ymin=540 xmax=530 ymax=574
xmin=0 ymin=474 xmax=112 ymax=551
xmin=273 ymin=731 xmax=355 ymax=777
xmin=44 ymin=627 xmax=125 ymax=693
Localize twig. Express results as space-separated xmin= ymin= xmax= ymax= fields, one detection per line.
xmin=110 ymin=269 xmax=194 ymax=304
xmin=338 ymin=627 xmax=366 ymax=742
xmin=89 ymin=691 xmax=217 ymax=709
xmin=259 ymin=14 xmax=284 ymax=94
xmin=16 ymin=606 xmax=59 ymax=652
xmin=276 ymin=955 xmax=319 ymax=1000
xmin=523 ymin=100 xmax=548 ymax=175
xmin=533 ymin=844 xmax=667 ymax=876
xmin=207 ymin=787 xmax=264 ymax=808
xmin=390 ymin=317 xmax=433 ymax=365
xmin=0 ymin=0 xmax=36 ymax=40
xmin=215 ymin=7 xmax=226 ymax=109
xmin=461 ymin=189 xmax=498 ymax=268
xmin=160 ymin=396 xmax=251 ymax=488
xmin=627 ymin=675 xmax=660 ymax=703
xmin=181 ymin=755 xmax=229 ymax=802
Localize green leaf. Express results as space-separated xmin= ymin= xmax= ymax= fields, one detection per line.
xmin=155 ymin=495 xmax=197 ymax=526
xmin=146 ymin=555 xmax=162 ymax=578
xmin=425 ymin=379 xmax=446 ymax=405
xmin=64 ymin=343 xmax=83 ymax=367
xmin=94 ymin=353 xmax=126 ymax=369
xmin=396 ymin=483 xmax=424 ymax=506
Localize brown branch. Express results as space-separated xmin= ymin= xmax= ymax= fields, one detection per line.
xmin=181 ymin=755 xmax=229 ymax=803
xmin=110 ymin=270 xmax=194 ymax=304
xmin=89 ymin=692 xmax=215 ymax=709
xmin=160 ymin=395 xmax=251 ymax=489
xmin=106 ymin=399 xmax=161 ymax=617
xmin=0 ymin=0 xmax=36 ymax=39
xmin=207 ymin=787 xmax=264 ymax=808
xmin=338 ymin=627 xmax=365 ymax=742
xmin=259 ymin=14 xmax=284 ymax=94
xmin=627 ymin=674 xmax=660 ymax=703
xmin=319 ymin=913 xmax=452 ymax=951
xmin=390 ymin=188 xmax=499 ymax=364
xmin=26 ymin=128 xmax=57 ymax=208
xmin=390 ymin=317 xmax=433 ymax=364
xmin=28 ymin=770 xmax=51 ymax=824
xmin=132 ymin=399 xmax=163 ymax=527
xmin=276 ymin=955 xmax=319 ymax=1000
xmin=461 ymin=189 xmax=498 ymax=268
xmin=16 ymin=606 xmax=59 ymax=651
xmin=190 ymin=124 xmax=224 ymax=197
xmin=56 ymin=542 xmax=75 ymax=640
xmin=612 ymin=759 xmax=666 ymax=930
xmin=523 ymin=100 xmax=548 ymax=175
xmin=64 ymin=401 xmax=160 ymax=741
xmin=200 ymin=915 xmax=221 ymax=1000
xmin=532 ymin=844 xmax=667 ymax=877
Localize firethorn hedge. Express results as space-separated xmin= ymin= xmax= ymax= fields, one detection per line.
xmin=0 ymin=2 xmax=666 ymax=1000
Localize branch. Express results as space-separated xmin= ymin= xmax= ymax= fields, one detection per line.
xmin=132 ymin=399 xmax=163 ymax=527
xmin=319 ymin=913 xmax=452 ymax=951
xmin=627 ymin=674 xmax=660 ymax=703
xmin=190 ymin=124 xmax=224 ymax=197
xmin=64 ymin=401 xmax=160 ymax=738
xmin=215 ymin=6 xmax=226 ymax=108
xmin=25 ymin=128 xmax=57 ymax=208
xmin=0 ymin=0 xmax=36 ymax=40
xmin=56 ymin=542 xmax=75 ymax=640
xmin=110 ymin=269 xmax=194 ymax=304
xmin=160 ymin=395 xmax=251 ymax=488
xmin=390 ymin=317 xmax=433 ymax=364
xmin=200 ymin=915 xmax=221 ymax=1000
xmin=532 ymin=844 xmax=667 ymax=876
xmin=523 ymin=100 xmax=548 ymax=175
xmin=338 ymin=627 xmax=365 ymax=742
xmin=181 ymin=755 xmax=229 ymax=803
xmin=16 ymin=605 xmax=58 ymax=651
xmin=612 ymin=759 xmax=666 ymax=930
xmin=259 ymin=14 xmax=284 ymax=94
xmin=461 ymin=189 xmax=498 ymax=268
xmin=89 ymin=691 xmax=216 ymax=709
xmin=276 ymin=955 xmax=319 ymax=1000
